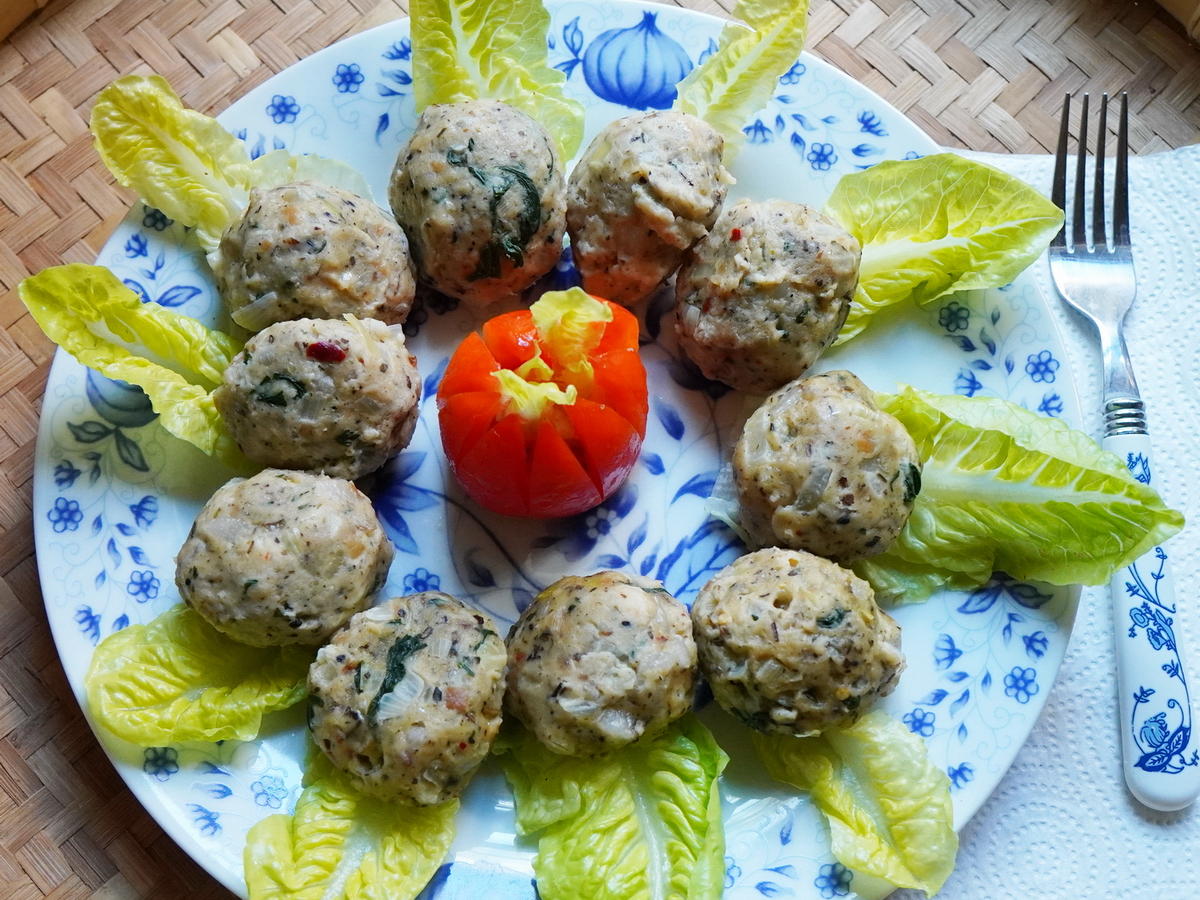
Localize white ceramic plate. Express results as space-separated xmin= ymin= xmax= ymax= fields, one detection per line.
xmin=33 ymin=2 xmax=1081 ymax=897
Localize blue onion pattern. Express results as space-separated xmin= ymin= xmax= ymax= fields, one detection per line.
xmin=188 ymin=804 xmax=221 ymax=837
xmin=86 ymin=371 xmax=157 ymax=430
xmin=947 ymin=762 xmax=975 ymax=790
xmin=144 ymin=747 xmax=179 ymax=781
xmin=54 ymin=461 xmax=81 ymax=488
xmin=127 ymin=569 xmax=160 ymax=602
xmin=582 ymin=12 xmax=692 ymax=110
xmin=807 ymin=142 xmax=836 ymax=170
xmin=857 ymin=110 xmax=887 ymax=136
xmin=129 ymin=495 xmax=158 ymax=528
xmin=780 ymin=61 xmax=806 ymax=84
xmin=48 ymin=497 xmax=82 ymax=533
xmin=75 ymin=606 xmax=101 ymax=644
xmin=813 ymin=862 xmax=853 ymax=898
xmin=1003 ymin=666 xmax=1039 ymax=703
xmin=1025 ymin=349 xmax=1059 ymax=382
xmin=141 ymin=206 xmax=172 ymax=231
xmin=1125 ymin=546 xmax=1199 ymax=773
xmin=332 ymin=63 xmax=365 ymax=93
xmin=125 ymin=234 xmax=148 ymax=258
xmin=938 ymin=301 xmax=970 ymax=332
xmin=1037 ymin=392 xmax=1064 ymax=417
xmin=744 ymin=120 xmax=772 ymax=144
xmin=404 ymin=567 xmax=441 ymax=592
xmin=725 ymin=858 xmax=742 ymax=889
xmin=1023 ymin=631 xmax=1049 ymax=658
xmin=903 ymin=707 xmax=936 ymax=737
xmin=234 ymin=128 xmax=287 ymax=160
xmin=384 ymin=38 xmax=411 ymax=60
xmin=1126 ymin=452 xmax=1151 ymax=484
xmin=252 ymin=775 xmax=288 ymax=808
xmin=266 ymin=94 xmax=300 ymax=124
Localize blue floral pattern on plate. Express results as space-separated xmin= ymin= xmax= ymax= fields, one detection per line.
xmin=31 ymin=2 xmax=1081 ymax=897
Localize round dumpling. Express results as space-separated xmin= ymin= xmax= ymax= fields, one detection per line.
xmin=675 ymin=200 xmax=860 ymax=393
xmin=175 ymin=469 xmax=392 ymax=647
xmin=691 ymin=548 xmax=904 ymax=736
xmin=505 ymin=571 xmax=696 ymax=757
xmin=214 ymin=316 xmax=420 ymax=479
xmin=213 ymin=181 xmax=415 ymax=330
xmin=567 ymin=110 xmax=730 ymax=305
xmin=307 ymin=592 xmax=507 ymax=805
xmin=734 ymin=370 xmax=921 ymax=561
xmin=389 ymin=100 xmax=566 ymax=307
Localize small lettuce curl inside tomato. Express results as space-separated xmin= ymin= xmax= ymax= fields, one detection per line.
xmin=437 ymin=288 xmax=648 ymax=518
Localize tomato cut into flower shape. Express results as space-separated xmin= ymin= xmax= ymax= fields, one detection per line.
xmin=436 ymin=288 xmax=647 ymax=518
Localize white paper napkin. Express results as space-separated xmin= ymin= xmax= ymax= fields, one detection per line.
xmin=935 ymin=145 xmax=1200 ymax=898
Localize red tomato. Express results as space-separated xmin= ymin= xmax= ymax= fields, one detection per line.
xmin=437 ymin=289 xmax=648 ymax=518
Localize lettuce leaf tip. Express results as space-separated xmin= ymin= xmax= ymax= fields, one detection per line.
xmin=19 ymin=263 xmax=247 ymax=468
xmin=755 ymin=710 xmax=958 ymax=896
xmin=675 ymin=1 xmax=812 ymax=162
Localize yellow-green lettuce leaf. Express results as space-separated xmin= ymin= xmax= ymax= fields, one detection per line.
xmin=86 ymin=605 xmax=311 ymax=745
xmin=410 ymin=0 xmax=584 ymax=160
xmin=496 ymin=716 xmax=728 ymax=899
xmin=91 ymin=74 xmax=254 ymax=252
xmin=19 ymin=264 xmax=246 ymax=465
xmin=247 ymin=149 xmax=373 ymax=199
xmin=826 ymin=154 xmax=1063 ymax=344
xmin=244 ymin=754 xmax=457 ymax=900
xmin=675 ymin=1 xmax=811 ymax=162
xmin=755 ymin=710 xmax=958 ymax=896
xmin=855 ymin=387 xmax=1185 ymax=602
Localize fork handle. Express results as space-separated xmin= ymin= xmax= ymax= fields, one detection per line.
xmin=1102 ymin=432 xmax=1200 ymax=811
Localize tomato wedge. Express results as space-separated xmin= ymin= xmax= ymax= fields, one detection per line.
xmin=437 ymin=288 xmax=648 ymax=518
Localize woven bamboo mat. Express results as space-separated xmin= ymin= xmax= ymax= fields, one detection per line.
xmin=0 ymin=0 xmax=1197 ymax=897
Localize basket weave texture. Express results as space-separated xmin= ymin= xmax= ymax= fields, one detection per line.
xmin=0 ymin=1 xmax=1196 ymax=897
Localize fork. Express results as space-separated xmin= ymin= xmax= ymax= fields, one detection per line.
xmin=1048 ymin=93 xmax=1199 ymax=811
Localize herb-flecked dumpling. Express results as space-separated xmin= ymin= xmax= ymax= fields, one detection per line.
xmin=388 ymin=100 xmax=566 ymax=307
xmin=175 ymin=469 xmax=393 ymax=647
xmin=214 ymin=316 xmax=420 ymax=480
xmin=307 ymin=592 xmax=507 ymax=805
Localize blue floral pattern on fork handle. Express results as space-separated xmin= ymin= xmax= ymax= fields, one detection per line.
xmin=1104 ymin=436 xmax=1200 ymax=803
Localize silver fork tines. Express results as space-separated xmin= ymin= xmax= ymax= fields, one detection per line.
xmin=1048 ymin=92 xmax=1145 ymax=436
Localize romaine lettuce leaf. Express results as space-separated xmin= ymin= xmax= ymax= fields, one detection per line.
xmin=410 ymin=0 xmax=585 ymax=160
xmin=244 ymin=754 xmax=457 ymax=900
xmin=754 ymin=710 xmax=957 ymax=896
xmin=19 ymin=264 xmax=247 ymax=466
xmin=826 ymin=154 xmax=1063 ymax=344
xmin=854 ymin=387 xmax=1184 ymax=602
xmin=496 ymin=716 xmax=728 ymax=899
xmin=675 ymin=1 xmax=811 ymax=161
xmin=86 ymin=604 xmax=311 ymax=745
xmin=90 ymin=75 xmax=254 ymax=252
